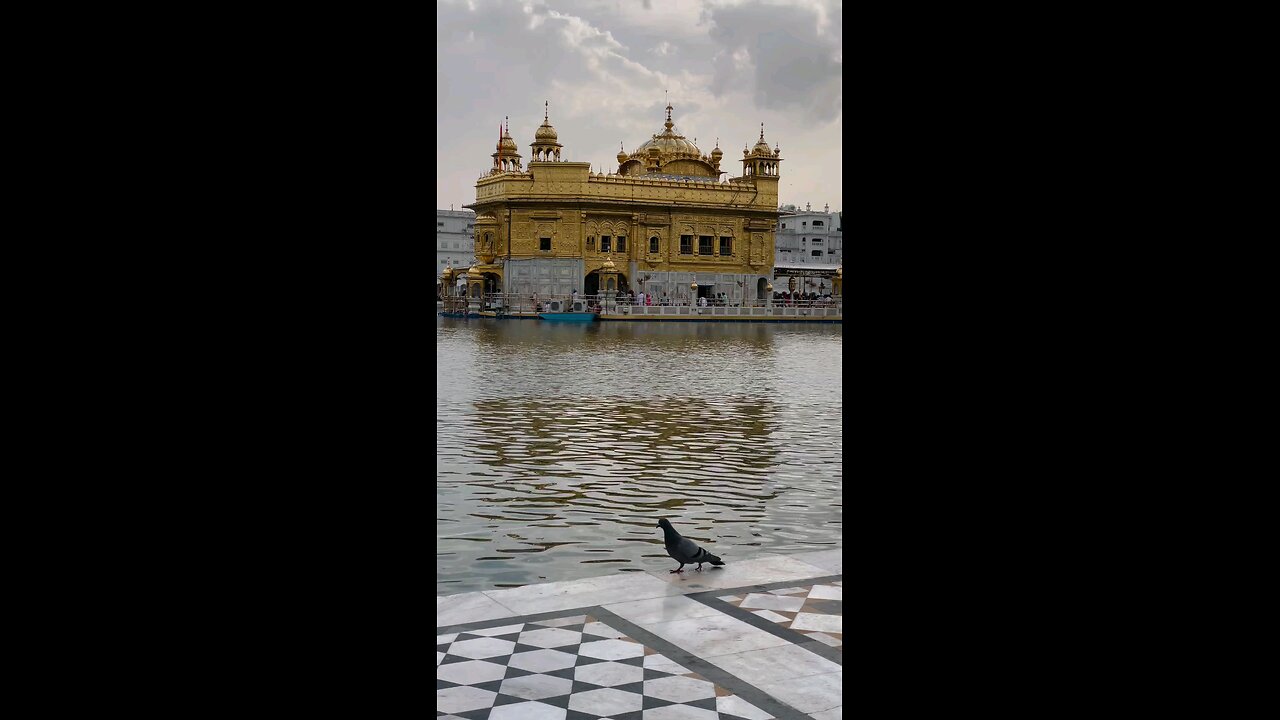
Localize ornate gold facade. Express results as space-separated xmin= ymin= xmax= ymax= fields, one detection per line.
xmin=463 ymin=104 xmax=781 ymax=304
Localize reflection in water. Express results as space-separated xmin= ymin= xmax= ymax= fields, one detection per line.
xmin=437 ymin=318 xmax=842 ymax=594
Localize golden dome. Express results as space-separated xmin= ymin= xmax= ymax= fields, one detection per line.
xmin=601 ymin=256 xmax=617 ymax=270
xmin=617 ymin=142 xmax=628 ymax=164
xmin=441 ymin=265 xmax=454 ymax=280
xmin=633 ymin=104 xmax=702 ymax=157
xmin=468 ymin=263 xmax=482 ymax=276
xmin=710 ymin=138 xmax=723 ymax=159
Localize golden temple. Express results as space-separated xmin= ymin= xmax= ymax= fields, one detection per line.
xmin=460 ymin=102 xmax=785 ymax=306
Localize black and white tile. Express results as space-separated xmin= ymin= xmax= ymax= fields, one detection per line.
xmin=437 ymin=612 xmax=779 ymax=720
xmin=716 ymin=580 xmax=842 ymax=650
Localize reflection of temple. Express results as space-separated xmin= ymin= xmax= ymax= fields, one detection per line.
xmin=462 ymin=103 xmax=782 ymax=305
xmin=467 ymin=396 xmax=780 ymax=486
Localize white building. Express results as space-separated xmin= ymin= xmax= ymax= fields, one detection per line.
xmin=437 ymin=209 xmax=477 ymax=282
xmin=773 ymin=202 xmax=842 ymax=291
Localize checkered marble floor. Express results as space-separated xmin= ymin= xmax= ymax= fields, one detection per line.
xmin=437 ymin=613 xmax=777 ymax=719
xmin=715 ymin=581 xmax=842 ymax=650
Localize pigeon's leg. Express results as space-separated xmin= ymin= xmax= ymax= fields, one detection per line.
xmin=696 ymin=563 xmax=704 ymax=571
xmin=670 ymin=564 xmax=685 ymax=573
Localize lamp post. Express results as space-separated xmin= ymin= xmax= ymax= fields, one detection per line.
xmin=690 ymin=280 xmax=698 ymax=308
xmin=765 ymin=282 xmax=773 ymax=309
xmin=600 ymin=255 xmax=618 ymax=313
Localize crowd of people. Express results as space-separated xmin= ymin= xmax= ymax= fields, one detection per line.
xmin=773 ymin=290 xmax=836 ymax=306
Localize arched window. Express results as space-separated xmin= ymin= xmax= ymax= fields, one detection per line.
xmin=587 ymin=236 xmax=595 ymax=249
xmin=649 ymin=236 xmax=659 ymax=253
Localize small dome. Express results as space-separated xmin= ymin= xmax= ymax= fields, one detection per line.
xmin=498 ymin=131 xmax=518 ymax=154
xmin=535 ymin=102 xmax=558 ymax=142
xmin=752 ymin=123 xmax=771 ymax=155
xmin=441 ymin=265 xmax=454 ymax=280
xmin=601 ymin=256 xmax=617 ymax=271
xmin=711 ymin=138 xmax=723 ymax=158
xmin=495 ymin=117 xmax=519 ymax=154
xmin=617 ymin=142 xmax=628 ymax=164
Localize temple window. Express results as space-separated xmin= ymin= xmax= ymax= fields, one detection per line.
xmin=813 ymin=220 xmax=824 ymax=227
xmin=587 ymin=236 xmax=595 ymax=249
xmin=698 ymin=236 xmax=713 ymax=255
xmin=719 ymin=237 xmax=732 ymax=255
xmin=617 ymin=236 xmax=626 ymax=253
xmin=601 ymin=235 xmax=612 ymax=252
xmin=650 ymin=236 xmax=660 ymax=253
xmin=812 ymin=250 xmax=823 ymax=257
xmin=540 ymin=237 xmax=551 ymax=251
xmin=680 ymin=235 xmax=692 ymax=254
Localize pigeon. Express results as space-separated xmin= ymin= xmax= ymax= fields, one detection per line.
xmin=657 ymin=518 xmax=725 ymax=573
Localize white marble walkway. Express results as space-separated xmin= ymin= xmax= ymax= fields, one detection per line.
xmin=438 ymin=548 xmax=844 ymax=719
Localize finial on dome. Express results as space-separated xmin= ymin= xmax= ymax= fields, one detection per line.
xmin=545 ymin=100 xmax=549 ymax=122
xmin=760 ymin=122 xmax=765 ymax=140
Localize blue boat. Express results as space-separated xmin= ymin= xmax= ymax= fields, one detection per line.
xmin=538 ymin=312 xmax=597 ymax=322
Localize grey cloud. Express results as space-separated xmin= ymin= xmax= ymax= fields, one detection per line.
xmin=704 ymin=0 xmax=842 ymax=122
xmin=435 ymin=0 xmax=841 ymax=211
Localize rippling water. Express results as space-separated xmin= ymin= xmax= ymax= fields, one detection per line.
xmin=436 ymin=316 xmax=842 ymax=595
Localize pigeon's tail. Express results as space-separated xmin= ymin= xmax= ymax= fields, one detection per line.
xmin=705 ymin=552 xmax=725 ymax=566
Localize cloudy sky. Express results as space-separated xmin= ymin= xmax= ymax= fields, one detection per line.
xmin=436 ymin=0 xmax=841 ymax=213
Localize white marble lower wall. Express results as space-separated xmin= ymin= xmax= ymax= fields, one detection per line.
xmin=504 ymin=258 xmax=584 ymax=298
xmin=628 ymin=268 xmax=772 ymax=305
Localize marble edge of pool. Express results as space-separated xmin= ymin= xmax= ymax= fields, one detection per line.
xmin=436 ymin=547 xmax=842 ymax=627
